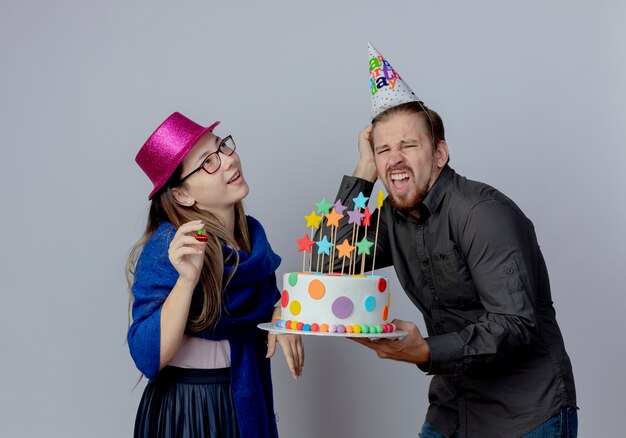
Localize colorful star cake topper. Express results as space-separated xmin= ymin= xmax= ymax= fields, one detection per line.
xmin=362 ymin=207 xmax=372 ymax=227
xmin=333 ymin=199 xmax=348 ymax=215
xmin=369 ymin=42 xmax=420 ymax=119
xmin=336 ymin=238 xmax=355 ymax=259
xmin=304 ymin=210 xmax=323 ymax=229
xmin=377 ymin=189 xmax=385 ymax=208
xmin=315 ymin=197 xmax=333 ymax=215
xmin=316 ymin=235 xmax=334 ymax=256
xmin=372 ymin=189 xmax=386 ymax=275
xmin=355 ymin=236 xmax=374 ymax=256
xmin=347 ymin=209 xmax=364 ymax=225
xmin=298 ymin=192 xmax=387 ymax=275
xmin=352 ymin=192 xmax=369 ymax=210
xmin=296 ymin=234 xmax=315 ymax=253
xmin=325 ymin=208 xmax=343 ymax=228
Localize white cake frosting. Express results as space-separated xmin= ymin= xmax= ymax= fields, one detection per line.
xmin=275 ymin=272 xmax=394 ymax=334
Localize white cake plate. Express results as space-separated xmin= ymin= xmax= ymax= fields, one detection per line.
xmin=257 ymin=322 xmax=407 ymax=339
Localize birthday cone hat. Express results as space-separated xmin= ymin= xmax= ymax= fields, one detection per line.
xmin=369 ymin=42 xmax=420 ymax=119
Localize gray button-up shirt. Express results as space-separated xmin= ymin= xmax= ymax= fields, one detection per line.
xmin=332 ymin=166 xmax=576 ymax=437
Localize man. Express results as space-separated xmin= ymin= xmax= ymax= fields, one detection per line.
xmin=332 ymin=45 xmax=577 ymax=437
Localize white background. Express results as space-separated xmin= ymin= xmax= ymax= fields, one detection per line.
xmin=1 ymin=1 xmax=624 ymax=436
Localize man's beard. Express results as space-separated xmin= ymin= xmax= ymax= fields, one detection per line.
xmin=387 ymin=185 xmax=428 ymax=212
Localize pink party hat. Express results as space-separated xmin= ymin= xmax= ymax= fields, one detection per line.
xmin=369 ymin=42 xmax=420 ymax=118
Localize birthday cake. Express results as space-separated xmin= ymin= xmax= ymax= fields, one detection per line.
xmin=275 ymin=272 xmax=394 ymax=334
xmin=268 ymin=191 xmax=396 ymax=334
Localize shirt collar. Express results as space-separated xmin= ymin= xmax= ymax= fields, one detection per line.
xmin=392 ymin=165 xmax=454 ymax=223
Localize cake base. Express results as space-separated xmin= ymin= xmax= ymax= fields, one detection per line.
xmin=257 ymin=323 xmax=407 ymax=339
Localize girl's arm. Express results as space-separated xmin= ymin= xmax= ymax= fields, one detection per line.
xmin=159 ymin=220 xmax=207 ymax=369
xmin=266 ymin=306 xmax=304 ymax=380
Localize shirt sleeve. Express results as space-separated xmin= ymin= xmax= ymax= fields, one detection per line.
xmin=127 ymin=226 xmax=178 ymax=379
xmin=425 ymin=199 xmax=541 ymax=376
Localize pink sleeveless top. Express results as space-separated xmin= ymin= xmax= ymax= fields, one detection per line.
xmin=168 ymin=336 xmax=230 ymax=369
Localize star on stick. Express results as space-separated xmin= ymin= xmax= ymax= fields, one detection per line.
xmin=336 ymin=239 xmax=355 ymax=259
xmin=296 ymin=234 xmax=315 ymax=252
xmin=333 ymin=200 xmax=348 ymax=215
xmin=347 ymin=209 xmax=364 ymax=225
xmin=315 ymin=197 xmax=333 ymax=215
xmin=316 ymin=235 xmax=334 ymax=256
xmin=362 ymin=207 xmax=372 ymax=227
xmin=355 ymin=236 xmax=374 ymax=256
xmin=377 ymin=190 xmax=385 ymax=208
xmin=304 ymin=210 xmax=323 ymax=229
xmin=325 ymin=208 xmax=343 ymax=228
xmin=325 ymin=208 xmax=344 ymax=271
xmin=352 ymin=192 xmax=370 ymax=210
xmin=372 ymin=190 xmax=385 ymax=275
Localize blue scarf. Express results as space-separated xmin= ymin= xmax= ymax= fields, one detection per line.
xmin=128 ymin=216 xmax=281 ymax=438
xmin=197 ymin=216 xmax=281 ymax=438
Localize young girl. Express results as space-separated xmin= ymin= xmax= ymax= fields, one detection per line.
xmin=127 ymin=112 xmax=303 ymax=437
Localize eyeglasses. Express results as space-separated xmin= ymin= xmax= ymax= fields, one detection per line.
xmin=179 ymin=135 xmax=236 ymax=183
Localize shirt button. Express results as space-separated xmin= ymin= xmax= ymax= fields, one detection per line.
xmin=422 ymin=259 xmax=429 ymax=267
xmin=434 ymin=323 xmax=442 ymax=331
xmin=417 ymin=225 xmax=423 ymax=230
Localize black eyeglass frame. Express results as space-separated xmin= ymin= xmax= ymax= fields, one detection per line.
xmin=178 ymin=135 xmax=236 ymax=184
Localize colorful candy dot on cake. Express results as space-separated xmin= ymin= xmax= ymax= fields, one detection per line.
xmin=288 ymin=272 xmax=298 ymax=286
xmin=280 ymin=320 xmax=287 ymax=329
xmin=364 ymin=296 xmax=376 ymax=312
xmin=374 ymin=325 xmax=383 ymax=334
xmin=346 ymin=325 xmax=354 ymax=334
xmin=359 ymin=324 xmax=368 ymax=334
xmin=377 ymin=278 xmax=388 ymax=292
xmin=332 ymin=296 xmax=354 ymax=319
xmin=290 ymin=321 xmax=298 ymax=330
xmin=308 ymin=279 xmax=326 ymax=300
xmin=285 ymin=320 xmax=292 ymax=328
xmin=310 ymin=323 xmax=319 ymax=332
xmin=303 ymin=324 xmax=311 ymax=331
xmin=297 ymin=322 xmax=304 ymax=330
xmin=281 ymin=290 xmax=289 ymax=308
xmin=381 ymin=324 xmax=388 ymax=333
xmin=320 ymin=323 xmax=329 ymax=332
xmin=290 ymin=300 xmax=302 ymax=316
xmin=382 ymin=306 xmax=389 ymax=321
xmin=336 ymin=325 xmax=344 ymax=333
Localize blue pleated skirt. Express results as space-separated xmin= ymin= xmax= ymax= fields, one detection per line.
xmin=134 ymin=366 xmax=239 ymax=438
